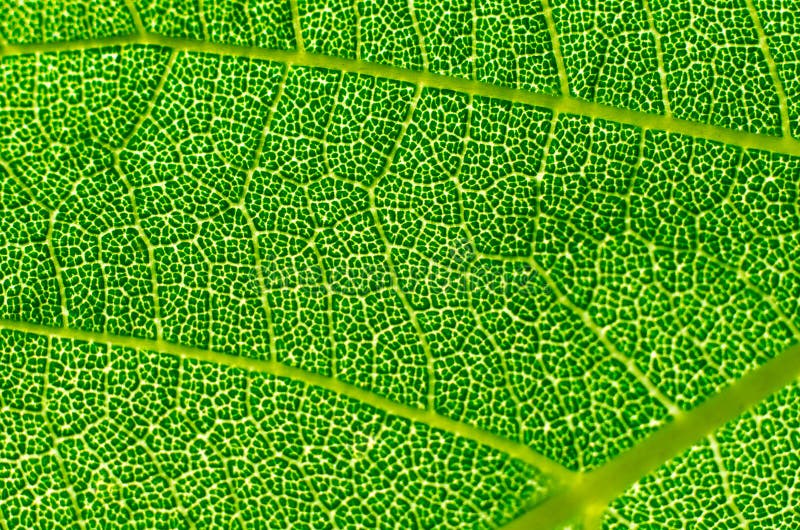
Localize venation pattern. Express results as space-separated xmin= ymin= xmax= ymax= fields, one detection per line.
xmin=2 ymin=1 xmax=800 ymax=528
xmin=0 ymin=329 xmax=545 ymax=529
xmin=1 ymin=47 xmax=799 ymax=472
xmin=3 ymin=0 xmax=799 ymax=137
xmin=605 ymin=381 xmax=800 ymax=528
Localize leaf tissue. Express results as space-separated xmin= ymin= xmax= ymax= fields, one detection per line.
xmin=0 ymin=0 xmax=799 ymax=528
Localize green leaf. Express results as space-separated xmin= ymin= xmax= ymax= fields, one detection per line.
xmin=0 ymin=0 xmax=799 ymax=528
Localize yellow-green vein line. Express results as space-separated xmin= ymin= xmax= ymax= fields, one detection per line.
xmin=0 ymin=317 xmax=577 ymax=484
xmin=2 ymin=34 xmax=799 ymax=157
xmin=500 ymin=342 xmax=800 ymax=530
xmin=745 ymin=0 xmax=792 ymax=138
xmin=123 ymin=0 xmax=146 ymax=35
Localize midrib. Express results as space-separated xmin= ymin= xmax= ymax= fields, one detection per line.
xmin=0 ymin=317 xmax=575 ymax=483
xmin=2 ymin=33 xmax=800 ymax=158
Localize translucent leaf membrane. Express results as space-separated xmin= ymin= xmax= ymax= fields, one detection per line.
xmin=604 ymin=381 xmax=800 ymax=528
xmin=0 ymin=329 xmax=547 ymax=530
xmin=296 ymin=0 xmax=561 ymax=93
xmin=134 ymin=0 xmax=297 ymax=49
xmin=127 ymin=0 xmax=798 ymax=137
xmin=2 ymin=47 xmax=799 ymax=471
xmin=133 ymin=0 xmax=563 ymax=94
xmin=0 ymin=0 xmax=134 ymax=44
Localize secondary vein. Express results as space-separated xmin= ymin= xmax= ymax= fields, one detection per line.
xmin=499 ymin=341 xmax=800 ymax=530
xmin=0 ymin=317 xmax=577 ymax=484
xmin=2 ymin=34 xmax=799 ymax=158
xmin=745 ymin=0 xmax=792 ymax=139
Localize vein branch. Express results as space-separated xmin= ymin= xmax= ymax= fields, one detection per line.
xmin=236 ymin=63 xmax=290 ymax=364
xmin=513 ymin=251 xmax=680 ymax=416
xmin=365 ymin=85 xmax=436 ymax=408
xmin=745 ymin=0 xmax=792 ymax=138
xmin=0 ymin=317 xmax=577 ymax=484
xmin=499 ymin=341 xmax=800 ymax=530
xmin=111 ymin=48 xmax=177 ymax=342
xmin=289 ymin=0 xmax=305 ymax=53
xmin=708 ymin=434 xmax=750 ymax=530
xmin=41 ymin=337 xmax=88 ymax=530
xmin=123 ymin=0 xmax=147 ymax=35
xmin=2 ymin=34 xmax=799 ymax=157
xmin=540 ymin=0 xmax=569 ymax=96
xmin=641 ymin=0 xmax=670 ymax=115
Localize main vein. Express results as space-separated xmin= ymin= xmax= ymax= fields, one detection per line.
xmin=2 ymin=33 xmax=800 ymax=158
xmin=0 ymin=317 xmax=575 ymax=483
xmin=500 ymin=342 xmax=800 ymax=530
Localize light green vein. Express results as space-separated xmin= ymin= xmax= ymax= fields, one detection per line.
xmin=641 ymin=0 xmax=670 ymax=115
xmin=123 ymin=0 xmax=146 ymax=35
xmin=2 ymin=33 xmax=800 ymax=157
xmin=500 ymin=342 xmax=800 ymax=530
xmin=540 ymin=0 xmax=569 ymax=97
xmin=3 ymin=29 xmax=800 ymax=529
xmin=0 ymin=317 xmax=575 ymax=484
xmin=289 ymin=0 xmax=305 ymax=53
xmin=707 ymin=434 xmax=750 ymax=530
xmin=745 ymin=0 xmax=792 ymax=138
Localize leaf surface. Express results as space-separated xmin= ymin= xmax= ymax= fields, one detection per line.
xmin=605 ymin=382 xmax=800 ymax=529
xmin=1 ymin=0 xmax=799 ymax=528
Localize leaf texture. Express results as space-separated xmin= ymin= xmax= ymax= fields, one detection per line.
xmin=1 ymin=0 xmax=799 ymax=528
xmin=605 ymin=382 xmax=800 ymax=529
xmin=0 ymin=329 xmax=546 ymax=529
